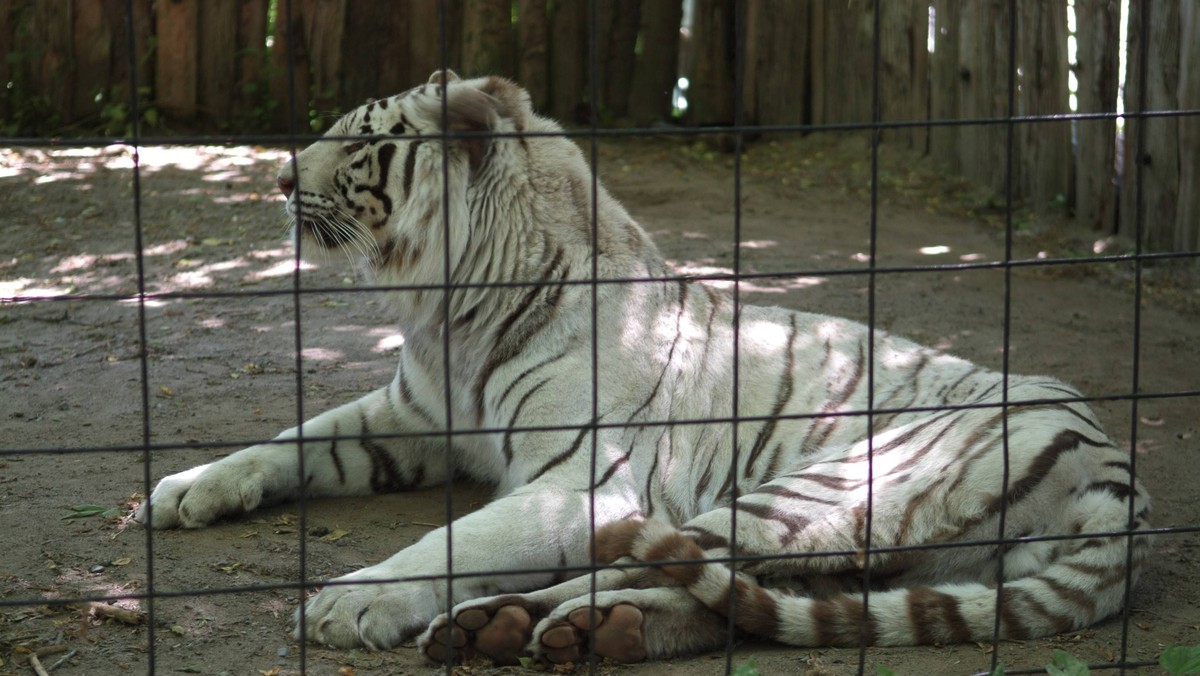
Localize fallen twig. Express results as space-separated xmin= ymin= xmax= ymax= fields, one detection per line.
xmin=72 ymin=602 xmax=146 ymax=625
xmin=28 ymin=653 xmax=50 ymax=676
xmin=46 ymin=648 xmax=78 ymax=672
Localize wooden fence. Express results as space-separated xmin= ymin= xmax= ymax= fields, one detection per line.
xmin=0 ymin=0 xmax=1196 ymax=253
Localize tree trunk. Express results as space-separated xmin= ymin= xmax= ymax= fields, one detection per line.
xmin=1073 ymin=0 xmax=1120 ymax=231
xmin=1120 ymin=0 xmax=1180 ymax=252
xmin=743 ymin=0 xmax=809 ymax=129
xmin=1016 ymin=0 xmax=1070 ymax=211
xmin=627 ymin=0 xmax=682 ymax=126
xmin=517 ymin=0 xmax=549 ymax=112
xmin=686 ymin=0 xmax=735 ymax=126
xmin=549 ymin=0 xmax=587 ymax=122
xmin=155 ymin=0 xmax=199 ymax=120
xmin=928 ymin=0 xmax=961 ymax=171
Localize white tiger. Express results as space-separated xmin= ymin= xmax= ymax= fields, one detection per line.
xmin=136 ymin=71 xmax=1151 ymax=665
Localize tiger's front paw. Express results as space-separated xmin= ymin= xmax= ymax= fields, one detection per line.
xmin=299 ymin=568 xmax=442 ymax=650
xmin=134 ymin=459 xmax=270 ymax=529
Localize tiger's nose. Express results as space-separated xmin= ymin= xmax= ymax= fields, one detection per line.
xmin=277 ymin=175 xmax=295 ymax=198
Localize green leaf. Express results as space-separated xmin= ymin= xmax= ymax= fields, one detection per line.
xmin=731 ymin=659 xmax=761 ymax=676
xmin=990 ymin=665 xmax=1006 ymax=676
xmin=1160 ymin=646 xmax=1200 ymax=675
xmin=517 ymin=656 xmax=534 ymax=669
xmin=877 ymin=667 xmax=897 ymax=676
xmin=1046 ymin=650 xmax=1090 ymax=676
xmin=62 ymin=504 xmax=122 ymax=520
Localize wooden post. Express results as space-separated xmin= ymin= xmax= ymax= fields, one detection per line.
xmin=342 ymin=0 xmax=408 ymax=105
xmin=811 ymin=0 xmax=872 ymax=128
xmin=686 ymin=0 xmax=734 ymax=127
xmin=743 ymin=0 xmax=809 ymax=129
xmin=269 ymin=0 xmax=312 ymax=132
xmin=406 ymin=0 xmax=462 ymax=86
xmin=1120 ymin=0 xmax=1180 ymax=252
xmin=462 ymin=0 xmax=512 ymax=78
xmin=880 ymin=0 xmax=929 ymax=151
xmin=549 ymin=0 xmax=587 ymax=122
xmin=517 ymin=0 xmax=549 ymax=112
xmin=199 ymin=0 xmax=239 ymax=124
xmin=1178 ymin=1 xmax=1200 ymax=254
xmin=233 ymin=0 xmax=270 ymax=124
xmin=929 ymin=0 xmax=962 ymax=171
xmin=599 ymin=0 xmax=640 ymax=122
xmin=627 ymin=0 xmax=682 ymax=126
xmin=1073 ymin=0 xmax=1120 ymax=231
xmin=33 ymin=1 xmax=74 ymax=118
xmin=1016 ymin=0 xmax=1071 ymax=211
xmin=956 ymin=0 xmax=1009 ymax=195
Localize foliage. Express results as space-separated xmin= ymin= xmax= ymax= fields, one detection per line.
xmin=731 ymin=659 xmax=761 ymax=676
xmin=1161 ymin=646 xmax=1200 ymax=676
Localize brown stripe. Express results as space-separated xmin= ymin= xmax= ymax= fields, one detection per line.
xmin=906 ymin=586 xmax=973 ymax=645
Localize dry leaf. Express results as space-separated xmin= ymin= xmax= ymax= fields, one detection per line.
xmin=112 ymin=557 xmax=132 ymax=566
xmin=170 ymin=624 xmax=185 ymax=635
xmin=1139 ymin=416 xmax=1165 ymax=427
xmin=240 ymin=530 xmax=259 ymax=539
xmin=1135 ymin=621 xmax=1153 ymax=630
xmin=159 ymin=386 xmax=172 ymax=397
xmin=319 ymin=529 xmax=350 ymax=542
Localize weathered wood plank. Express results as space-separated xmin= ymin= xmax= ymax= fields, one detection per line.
xmin=743 ymin=0 xmax=808 ymax=129
xmin=1016 ymin=0 xmax=1070 ymax=211
xmin=516 ymin=0 xmax=548 ymax=112
xmin=199 ymin=0 xmax=238 ymax=123
xmin=1120 ymin=0 xmax=1180 ymax=252
xmin=155 ymin=0 xmax=199 ymax=120
xmin=929 ymin=0 xmax=962 ymax=171
xmin=1073 ymin=0 xmax=1120 ymax=231
xmin=627 ymin=0 xmax=682 ymax=126
xmin=462 ymin=0 xmax=512 ymax=79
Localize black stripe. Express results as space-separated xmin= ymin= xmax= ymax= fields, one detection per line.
xmin=497 ymin=346 xmax=573 ymax=407
xmin=529 ymin=426 xmax=590 ymax=482
xmin=360 ymin=413 xmax=404 ymax=492
xmin=329 ymin=421 xmax=346 ymax=485
xmin=1084 ymin=480 xmax=1135 ymax=500
xmin=744 ymin=315 xmax=798 ymax=476
xmin=397 ymin=360 xmax=438 ymax=426
xmin=402 ymin=139 xmax=422 ymax=196
xmin=502 ymin=377 xmax=552 ymax=465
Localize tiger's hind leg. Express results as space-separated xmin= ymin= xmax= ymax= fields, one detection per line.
xmin=420 ymin=562 xmax=678 ymax=665
xmin=530 ymin=586 xmax=726 ymax=664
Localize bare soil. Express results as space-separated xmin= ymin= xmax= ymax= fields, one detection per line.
xmin=1 ymin=137 xmax=1197 ymax=676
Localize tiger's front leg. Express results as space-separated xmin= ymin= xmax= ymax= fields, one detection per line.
xmin=300 ymin=481 xmax=627 ymax=650
xmin=135 ymin=361 xmax=448 ymax=529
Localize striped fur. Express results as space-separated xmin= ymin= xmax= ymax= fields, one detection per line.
xmin=135 ymin=72 xmax=1150 ymax=661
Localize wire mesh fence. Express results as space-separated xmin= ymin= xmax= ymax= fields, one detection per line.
xmin=1 ymin=1 xmax=1198 ymax=675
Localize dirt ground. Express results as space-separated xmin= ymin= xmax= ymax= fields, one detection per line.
xmin=1 ymin=135 xmax=1198 ymax=676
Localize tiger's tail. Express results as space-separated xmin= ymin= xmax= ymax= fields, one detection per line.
xmin=595 ymin=518 xmax=1150 ymax=647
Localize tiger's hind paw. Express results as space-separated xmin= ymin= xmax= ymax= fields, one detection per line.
xmin=420 ymin=600 xmax=534 ymax=666
xmin=535 ymin=604 xmax=647 ymax=664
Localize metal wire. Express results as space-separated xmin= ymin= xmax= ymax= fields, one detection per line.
xmin=3 ymin=1 xmax=1194 ymax=675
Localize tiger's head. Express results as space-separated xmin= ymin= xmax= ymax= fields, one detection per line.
xmin=275 ymin=70 xmax=545 ymax=282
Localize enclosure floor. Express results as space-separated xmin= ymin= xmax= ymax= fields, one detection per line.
xmin=2 ymin=138 xmax=1196 ymax=675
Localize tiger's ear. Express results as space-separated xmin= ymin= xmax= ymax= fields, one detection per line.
xmin=428 ymin=69 xmax=461 ymax=85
